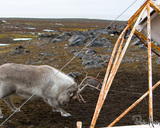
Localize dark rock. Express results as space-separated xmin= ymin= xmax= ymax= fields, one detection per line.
xmin=84 ymin=63 xmax=105 ymax=69
xmin=82 ymin=56 xmax=101 ymax=66
xmin=71 ymin=50 xmax=78 ymax=53
xmin=108 ymin=30 xmax=121 ymax=35
xmin=82 ymin=54 xmax=92 ymax=61
xmin=66 ymin=32 xmax=73 ymax=36
xmin=82 ymin=60 xmax=95 ymax=66
xmin=13 ymin=50 xmax=22 ymax=54
xmin=38 ymin=34 xmax=57 ymax=38
xmin=47 ymin=53 xmax=54 ymax=57
xmin=102 ymin=55 xmax=111 ymax=63
xmin=50 ymin=58 xmax=55 ymax=61
xmin=138 ymin=44 xmax=146 ymax=49
xmin=24 ymin=49 xmax=30 ymax=53
xmin=104 ymin=59 xmax=109 ymax=63
xmin=69 ymin=35 xmax=86 ymax=46
xmin=88 ymin=35 xmax=95 ymax=39
xmin=38 ymin=53 xmax=54 ymax=57
xmin=51 ymin=38 xmax=61 ymax=42
xmin=102 ymin=55 xmax=111 ymax=60
xmin=156 ymin=57 xmax=160 ymax=65
xmin=94 ymin=63 xmax=105 ymax=68
xmin=107 ymin=26 xmax=111 ymax=29
xmin=38 ymin=53 xmax=47 ymax=56
xmin=82 ymin=54 xmax=101 ymax=62
xmin=57 ymin=32 xmax=70 ymax=39
xmin=12 ymin=45 xmax=25 ymax=54
xmin=101 ymin=38 xmax=112 ymax=45
xmin=74 ymin=52 xmax=83 ymax=59
xmin=86 ymin=40 xmax=107 ymax=47
xmin=15 ymin=45 xmax=24 ymax=50
xmin=104 ymin=49 xmax=112 ymax=52
xmin=86 ymin=30 xmax=96 ymax=36
xmin=132 ymin=40 xmax=142 ymax=45
xmin=85 ymin=49 xmax=96 ymax=55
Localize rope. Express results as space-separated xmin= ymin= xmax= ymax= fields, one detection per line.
xmin=0 ymin=0 xmax=138 ymax=126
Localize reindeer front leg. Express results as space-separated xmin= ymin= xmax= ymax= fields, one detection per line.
xmin=44 ymin=97 xmax=71 ymax=117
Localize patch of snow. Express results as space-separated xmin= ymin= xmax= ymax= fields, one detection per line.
xmin=0 ymin=44 xmax=9 ymax=46
xmin=1 ymin=20 xmax=6 ymax=23
xmin=110 ymin=34 xmax=115 ymax=37
xmin=27 ymin=28 xmax=36 ymax=30
xmin=13 ymin=38 xmax=32 ymax=41
xmin=55 ymin=23 xmax=63 ymax=26
xmin=43 ymin=29 xmax=54 ymax=32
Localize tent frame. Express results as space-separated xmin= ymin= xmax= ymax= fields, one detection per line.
xmin=77 ymin=0 xmax=160 ymax=128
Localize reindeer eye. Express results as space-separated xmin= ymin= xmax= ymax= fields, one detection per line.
xmin=70 ymin=93 xmax=73 ymax=97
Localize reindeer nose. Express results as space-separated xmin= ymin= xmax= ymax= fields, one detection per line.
xmin=62 ymin=101 xmax=68 ymax=106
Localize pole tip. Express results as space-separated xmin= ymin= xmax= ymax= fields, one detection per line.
xmin=77 ymin=121 xmax=82 ymax=128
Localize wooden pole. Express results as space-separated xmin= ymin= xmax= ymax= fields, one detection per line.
xmin=77 ymin=121 xmax=82 ymax=128
xmin=146 ymin=1 xmax=153 ymax=126
xmin=108 ymin=81 xmax=160 ymax=127
xmin=89 ymin=24 xmax=130 ymax=128
xmin=90 ymin=5 xmax=147 ymax=128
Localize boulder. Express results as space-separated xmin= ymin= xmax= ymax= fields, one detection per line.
xmin=86 ymin=40 xmax=105 ymax=47
xmin=132 ymin=40 xmax=142 ymax=45
xmin=50 ymin=58 xmax=55 ymax=61
xmin=156 ymin=57 xmax=160 ymax=65
xmin=85 ymin=49 xmax=96 ymax=55
xmin=82 ymin=55 xmax=101 ymax=66
xmin=51 ymin=38 xmax=61 ymax=42
xmin=108 ymin=30 xmax=121 ymax=35
xmin=38 ymin=34 xmax=57 ymax=38
xmin=69 ymin=35 xmax=86 ymax=46
xmin=138 ymin=44 xmax=146 ymax=49
xmin=84 ymin=63 xmax=105 ymax=69
xmin=86 ymin=38 xmax=110 ymax=47
xmin=38 ymin=53 xmax=47 ymax=56
xmin=12 ymin=45 xmax=27 ymax=54
xmin=71 ymin=49 xmax=78 ymax=54
xmin=24 ymin=49 xmax=30 ymax=53
xmin=74 ymin=52 xmax=83 ymax=59
xmin=82 ymin=54 xmax=93 ymax=61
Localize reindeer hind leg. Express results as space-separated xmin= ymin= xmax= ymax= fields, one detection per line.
xmin=0 ymin=107 xmax=3 ymax=119
xmin=4 ymin=97 xmax=21 ymax=112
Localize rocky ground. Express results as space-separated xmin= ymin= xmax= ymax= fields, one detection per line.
xmin=0 ymin=18 xmax=160 ymax=128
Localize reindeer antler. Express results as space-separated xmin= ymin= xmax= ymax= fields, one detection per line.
xmin=73 ymin=72 xmax=102 ymax=103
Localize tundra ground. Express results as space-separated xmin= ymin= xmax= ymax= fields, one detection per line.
xmin=0 ymin=18 xmax=160 ymax=128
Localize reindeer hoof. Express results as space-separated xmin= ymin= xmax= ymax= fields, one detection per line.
xmin=13 ymin=108 xmax=21 ymax=113
xmin=0 ymin=115 xmax=4 ymax=119
xmin=62 ymin=113 xmax=71 ymax=117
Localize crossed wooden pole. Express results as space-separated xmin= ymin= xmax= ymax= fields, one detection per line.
xmin=77 ymin=0 xmax=160 ymax=127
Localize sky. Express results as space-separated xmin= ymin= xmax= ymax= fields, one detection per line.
xmin=0 ymin=0 xmax=146 ymax=21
